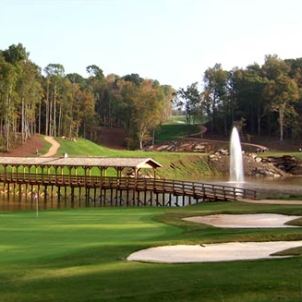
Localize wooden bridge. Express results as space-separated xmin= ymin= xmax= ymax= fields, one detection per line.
xmin=0 ymin=173 xmax=257 ymax=207
xmin=0 ymin=156 xmax=257 ymax=208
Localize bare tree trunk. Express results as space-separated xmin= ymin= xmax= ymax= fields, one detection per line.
xmin=24 ymin=105 xmax=28 ymax=141
xmin=5 ymin=120 xmax=9 ymax=151
xmin=21 ymin=97 xmax=25 ymax=143
xmin=45 ymin=79 xmax=49 ymax=136
xmin=257 ymin=115 xmax=261 ymax=136
xmin=279 ymin=108 xmax=284 ymax=141
xmin=53 ymin=85 xmax=57 ymax=137
xmin=139 ymin=127 xmax=146 ymax=150
xmin=5 ymin=87 xmax=11 ymax=151
xmin=69 ymin=122 xmax=72 ymax=139
xmin=152 ymin=129 xmax=155 ymax=145
xmin=38 ymin=101 xmax=41 ymax=134
xmin=49 ymin=95 xmax=53 ymax=136
xmin=0 ymin=118 xmax=3 ymax=137
xmin=33 ymin=107 xmax=36 ymax=134
xmin=58 ymin=103 xmax=62 ymax=137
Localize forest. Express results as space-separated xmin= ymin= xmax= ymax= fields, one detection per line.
xmin=0 ymin=43 xmax=174 ymax=151
xmin=179 ymin=55 xmax=302 ymax=141
xmin=1 ymin=43 xmax=302 ymax=152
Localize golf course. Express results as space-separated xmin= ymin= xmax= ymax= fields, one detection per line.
xmin=2 ymin=22 xmax=302 ymax=300
xmin=0 ymin=200 xmax=302 ymax=302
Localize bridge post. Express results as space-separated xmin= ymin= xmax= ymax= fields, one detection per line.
xmin=126 ymin=187 xmax=129 ymax=206
xmin=232 ymin=187 xmax=236 ymax=200
xmin=168 ymin=193 xmax=172 ymax=207
xmin=18 ymin=183 xmax=21 ymax=202
xmin=58 ymin=186 xmax=61 ymax=204
xmin=25 ymin=183 xmax=28 ymax=202
xmin=7 ymin=183 xmax=10 ymax=201
xmin=44 ymin=185 xmax=47 ymax=204
xmin=71 ymin=186 xmax=75 ymax=206
xmin=143 ymin=188 xmax=147 ymax=206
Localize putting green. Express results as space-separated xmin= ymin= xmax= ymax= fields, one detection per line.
xmin=0 ymin=202 xmax=301 ymax=302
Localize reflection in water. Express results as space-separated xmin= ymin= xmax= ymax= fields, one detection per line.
xmin=0 ymin=186 xmax=196 ymax=211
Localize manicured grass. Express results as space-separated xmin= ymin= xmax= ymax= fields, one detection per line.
xmin=57 ymin=138 xmax=214 ymax=180
xmin=262 ymin=150 xmax=302 ymax=160
xmin=154 ymin=123 xmax=200 ymax=144
xmin=0 ymin=202 xmax=302 ymax=302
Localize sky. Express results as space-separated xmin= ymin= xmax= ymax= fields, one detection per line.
xmin=1 ymin=0 xmax=302 ymax=89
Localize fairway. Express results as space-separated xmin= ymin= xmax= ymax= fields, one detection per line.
xmin=0 ymin=202 xmax=302 ymax=302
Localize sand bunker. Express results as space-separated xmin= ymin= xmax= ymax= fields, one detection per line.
xmin=128 ymin=214 xmax=302 ymax=263
xmin=127 ymin=241 xmax=302 ymax=263
xmin=182 ymin=214 xmax=301 ymax=228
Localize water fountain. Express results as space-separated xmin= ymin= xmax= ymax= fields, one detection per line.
xmin=229 ymin=127 xmax=244 ymax=183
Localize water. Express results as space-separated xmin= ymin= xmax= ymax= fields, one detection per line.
xmin=229 ymin=127 xmax=244 ymax=183
xmin=0 ymin=187 xmax=194 ymax=211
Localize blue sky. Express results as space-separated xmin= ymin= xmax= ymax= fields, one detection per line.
xmin=1 ymin=0 xmax=302 ymax=88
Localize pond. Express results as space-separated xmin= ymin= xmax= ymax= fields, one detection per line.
xmin=0 ymin=176 xmax=301 ymax=211
xmin=202 ymin=175 xmax=302 ymax=198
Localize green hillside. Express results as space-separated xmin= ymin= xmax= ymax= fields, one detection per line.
xmin=155 ymin=123 xmax=200 ymax=144
xmin=154 ymin=115 xmax=201 ymax=144
xmin=57 ymin=138 xmax=214 ymax=180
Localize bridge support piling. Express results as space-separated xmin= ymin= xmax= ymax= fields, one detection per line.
xmin=175 ymin=195 xmax=179 ymax=207
xmin=50 ymin=185 xmax=53 ymax=201
xmin=44 ymin=185 xmax=47 ymax=204
xmin=30 ymin=185 xmax=34 ymax=203
xmin=64 ymin=186 xmax=67 ymax=203
xmin=126 ymin=189 xmax=129 ymax=206
xmin=168 ymin=193 xmax=172 ymax=206
xmin=25 ymin=183 xmax=28 ymax=202
xmin=155 ymin=192 xmax=159 ymax=207
xmin=6 ymin=183 xmax=9 ymax=202
xmin=143 ymin=190 xmax=147 ymax=206
xmin=93 ymin=187 xmax=96 ymax=206
xmin=71 ymin=186 xmax=75 ymax=206
xmin=119 ymin=189 xmax=122 ymax=206
xmin=58 ymin=186 xmax=61 ymax=204
xmin=18 ymin=184 xmax=22 ymax=202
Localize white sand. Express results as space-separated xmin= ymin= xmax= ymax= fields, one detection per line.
xmin=182 ymin=214 xmax=301 ymax=228
xmin=127 ymin=241 xmax=302 ymax=263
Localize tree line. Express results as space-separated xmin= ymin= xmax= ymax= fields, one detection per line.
xmin=178 ymin=55 xmax=302 ymax=141
xmin=0 ymin=43 xmax=174 ymax=151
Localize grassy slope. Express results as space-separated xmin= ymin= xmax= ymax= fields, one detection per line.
xmin=263 ymin=150 xmax=302 ymax=160
xmin=154 ymin=115 xmax=201 ymax=144
xmin=0 ymin=202 xmax=302 ymax=302
xmin=154 ymin=123 xmax=200 ymax=144
xmin=57 ymin=138 xmax=214 ymax=180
